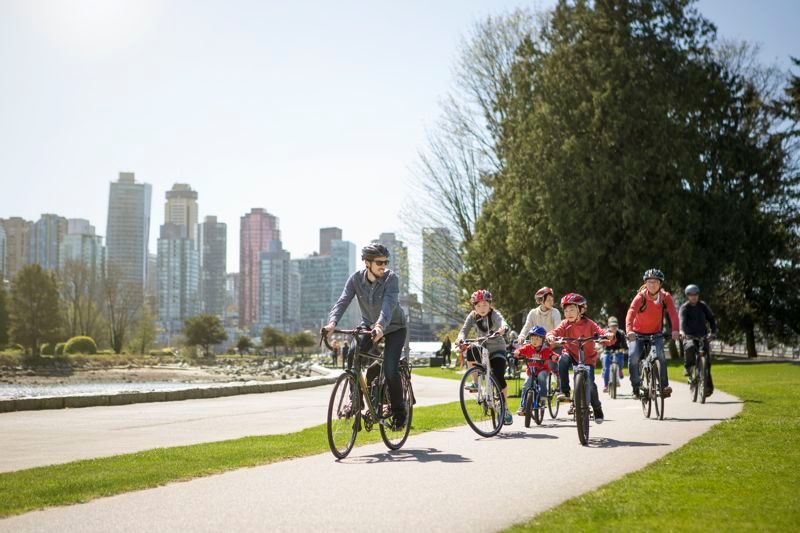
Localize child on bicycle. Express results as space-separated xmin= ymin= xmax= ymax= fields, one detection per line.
xmin=601 ymin=316 xmax=628 ymax=393
xmin=546 ymin=293 xmax=613 ymax=423
xmin=456 ymin=289 xmax=513 ymax=425
xmin=514 ymin=326 xmax=557 ymax=415
xmin=625 ymin=269 xmax=680 ymax=399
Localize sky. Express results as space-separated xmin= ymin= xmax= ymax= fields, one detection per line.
xmin=1 ymin=0 xmax=797 ymax=287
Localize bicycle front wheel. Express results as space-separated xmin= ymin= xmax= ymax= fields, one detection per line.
xmin=609 ymin=363 xmax=618 ymax=399
xmin=690 ymin=363 xmax=699 ymax=403
xmin=697 ymin=355 xmax=707 ymax=404
xmin=640 ymin=361 xmax=652 ymax=418
xmin=379 ymin=369 xmax=414 ymax=450
xmin=653 ymin=360 xmax=665 ymax=420
xmin=575 ymin=372 xmax=590 ymax=446
xmin=460 ymin=366 xmax=504 ymax=438
xmin=524 ymin=390 xmax=533 ymax=428
xmin=533 ymin=390 xmax=545 ymax=426
xmin=547 ymin=372 xmax=560 ymax=419
xmin=327 ymin=373 xmax=360 ymax=459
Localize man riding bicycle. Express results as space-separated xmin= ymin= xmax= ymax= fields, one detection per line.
xmin=680 ymin=284 xmax=718 ymax=394
xmin=625 ymin=268 xmax=680 ymax=398
xmin=322 ymin=244 xmax=408 ymax=430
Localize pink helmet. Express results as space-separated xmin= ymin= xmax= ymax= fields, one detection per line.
xmin=470 ymin=289 xmax=493 ymax=305
xmin=560 ymin=292 xmax=587 ymax=309
xmin=535 ymin=287 xmax=553 ymax=304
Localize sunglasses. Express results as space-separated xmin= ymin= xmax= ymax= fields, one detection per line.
xmin=370 ymin=259 xmax=389 ymax=266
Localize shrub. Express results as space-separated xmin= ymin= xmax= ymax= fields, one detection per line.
xmin=40 ymin=343 xmax=55 ymax=355
xmin=54 ymin=342 xmax=66 ymax=355
xmin=64 ymin=336 xmax=97 ymax=355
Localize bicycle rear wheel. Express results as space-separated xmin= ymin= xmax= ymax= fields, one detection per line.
xmin=327 ymin=373 xmax=360 ymax=459
xmin=609 ymin=363 xmax=618 ymax=399
xmin=575 ymin=372 xmax=590 ymax=446
xmin=547 ymin=372 xmax=560 ymax=419
xmin=524 ymin=390 xmax=533 ymax=428
xmin=640 ymin=361 xmax=652 ymax=418
xmin=697 ymin=355 xmax=707 ymax=404
xmin=379 ymin=368 xmax=414 ymax=450
xmin=653 ymin=360 xmax=665 ymax=420
xmin=460 ymin=366 xmax=504 ymax=438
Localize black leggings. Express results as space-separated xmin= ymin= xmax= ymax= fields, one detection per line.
xmin=360 ymin=328 xmax=407 ymax=413
xmin=466 ymin=346 xmax=507 ymax=390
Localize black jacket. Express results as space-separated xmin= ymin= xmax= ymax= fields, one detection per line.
xmin=679 ymin=301 xmax=717 ymax=337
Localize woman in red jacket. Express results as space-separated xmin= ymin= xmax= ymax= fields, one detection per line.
xmin=625 ymin=268 xmax=680 ymax=398
xmin=546 ymin=293 xmax=613 ymax=424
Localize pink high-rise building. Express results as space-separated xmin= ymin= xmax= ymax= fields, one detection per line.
xmin=239 ymin=208 xmax=280 ymax=327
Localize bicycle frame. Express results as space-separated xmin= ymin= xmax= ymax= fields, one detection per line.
xmin=462 ymin=333 xmax=505 ymax=415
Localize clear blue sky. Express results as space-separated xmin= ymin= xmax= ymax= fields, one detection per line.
xmin=1 ymin=0 xmax=797 ymax=281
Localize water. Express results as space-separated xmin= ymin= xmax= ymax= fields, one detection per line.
xmin=0 ymin=381 xmax=258 ymax=400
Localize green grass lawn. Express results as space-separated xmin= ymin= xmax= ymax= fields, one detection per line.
xmin=0 ymin=400 xmax=466 ymax=518
xmin=506 ymin=361 xmax=800 ymax=532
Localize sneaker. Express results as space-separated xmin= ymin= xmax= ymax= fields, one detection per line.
xmin=619 ymin=369 xmax=624 ymax=379
xmin=465 ymin=382 xmax=478 ymax=393
xmin=683 ymin=368 xmax=691 ymax=377
xmin=602 ymin=385 xmax=609 ymax=393
xmin=632 ymin=386 xmax=640 ymax=398
xmin=557 ymin=392 xmax=571 ymax=403
xmin=567 ymin=403 xmax=575 ymax=415
xmin=516 ymin=407 xmax=524 ymax=416
xmin=662 ymin=386 xmax=672 ymax=398
xmin=594 ymin=407 xmax=604 ymax=424
xmin=391 ymin=408 xmax=407 ymax=431
xmin=504 ymin=411 xmax=513 ymax=425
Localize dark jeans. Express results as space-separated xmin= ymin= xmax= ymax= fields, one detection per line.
xmin=684 ymin=338 xmax=713 ymax=390
xmin=557 ymin=353 xmax=601 ymax=411
xmin=360 ymin=328 xmax=407 ymax=414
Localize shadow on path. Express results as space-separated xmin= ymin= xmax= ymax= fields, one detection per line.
xmin=495 ymin=431 xmax=558 ymax=441
xmin=589 ymin=437 xmax=669 ymax=448
xmin=347 ymin=447 xmax=472 ymax=465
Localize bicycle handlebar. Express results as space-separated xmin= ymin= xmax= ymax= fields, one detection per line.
xmin=458 ymin=331 xmax=504 ymax=346
xmin=551 ymin=335 xmax=603 ymax=345
xmin=319 ymin=326 xmax=374 ymax=351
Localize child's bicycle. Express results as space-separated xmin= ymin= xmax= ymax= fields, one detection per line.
xmin=458 ymin=332 xmax=507 ymax=438
xmin=635 ymin=332 xmax=666 ymax=420
xmin=522 ymin=361 xmax=547 ymax=428
xmin=547 ymin=369 xmax=560 ymax=419
xmin=684 ymin=334 xmax=711 ymax=404
xmin=322 ymin=327 xmax=415 ymax=459
xmin=604 ymin=349 xmax=626 ymax=399
xmin=551 ymin=335 xmax=602 ymax=446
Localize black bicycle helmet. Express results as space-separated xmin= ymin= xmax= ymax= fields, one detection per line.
xmin=361 ymin=243 xmax=390 ymax=260
xmin=642 ymin=268 xmax=665 ymax=282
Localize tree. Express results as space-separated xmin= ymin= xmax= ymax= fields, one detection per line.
xmin=183 ymin=314 xmax=227 ymax=356
xmin=9 ymin=264 xmax=61 ymax=356
xmin=290 ymin=331 xmax=316 ymax=356
xmin=102 ymin=263 xmax=142 ymax=354
xmin=261 ymin=327 xmax=286 ymax=357
xmin=0 ymin=287 xmax=10 ymax=347
xmin=128 ymin=304 xmax=157 ymax=355
xmin=58 ymin=259 xmax=103 ymax=340
xmin=236 ymin=335 xmax=253 ymax=355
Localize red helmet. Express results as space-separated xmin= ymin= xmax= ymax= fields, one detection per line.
xmin=535 ymin=287 xmax=553 ymax=303
xmin=470 ymin=289 xmax=493 ymax=305
xmin=560 ymin=292 xmax=587 ymax=309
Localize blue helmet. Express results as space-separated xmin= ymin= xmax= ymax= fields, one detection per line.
xmin=527 ymin=326 xmax=547 ymax=338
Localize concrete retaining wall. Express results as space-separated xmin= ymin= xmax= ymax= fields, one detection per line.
xmin=0 ymin=367 xmax=339 ymax=413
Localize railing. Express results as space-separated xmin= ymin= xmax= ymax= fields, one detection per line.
xmin=710 ymin=341 xmax=800 ymax=359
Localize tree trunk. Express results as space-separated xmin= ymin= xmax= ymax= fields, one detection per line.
xmin=745 ymin=324 xmax=757 ymax=358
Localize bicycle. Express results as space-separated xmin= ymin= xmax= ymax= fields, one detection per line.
xmin=604 ymin=349 xmax=626 ymax=399
xmin=521 ymin=358 xmax=547 ymax=428
xmin=547 ymin=365 xmax=560 ymax=419
xmin=685 ymin=334 xmax=710 ymax=404
xmin=458 ymin=332 xmax=507 ymax=438
xmin=322 ymin=327 xmax=415 ymax=459
xmin=634 ymin=333 xmax=666 ymax=420
xmin=551 ymin=335 xmax=601 ymax=446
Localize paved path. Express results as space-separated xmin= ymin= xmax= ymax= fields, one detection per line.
xmin=0 ymin=379 xmax=742 ymax=532
xmin=0 ymin=374 xmax=459 ymax=472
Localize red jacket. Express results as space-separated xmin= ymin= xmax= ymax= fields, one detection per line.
xmin=625 ymin=289 xmax=679 ymax=334
xmin=514 ymin=345 xmax=556 ymax=376
xmin=548 ymin=318 xmax=608 ymax=366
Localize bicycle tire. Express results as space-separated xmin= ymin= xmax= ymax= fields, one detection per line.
xmin=690 ymin=362 xmax=699 ymax=403
xmin=640 ymin=361 xmax=652 ymax=418
xmin=609 ymin=363 xmax=618 ymax=399
xmin=379 ymin=369 xmax=414 ymax=450
xmin=533 ymin=389 xmax=544 ymax=426
xmin=698 ymin=355 xmax=707 ymax=404
xmin=575 ymin=371 xmax=590 ymax=446
xmin=459 ymin=366 xmax=505 ymax=438
xmin=547 ymin=372 xmax=560 ymax=419
xmin=653 ymin=359 xmax=665 ymax=420
xmin=524 ymin=390 xmax=533 ymax=428
xmin=327 ymin=373 xmax=360 ymax=459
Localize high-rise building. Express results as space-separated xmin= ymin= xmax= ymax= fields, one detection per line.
xmin=59 ymin=219 xmax=105 ymax=277
xmin=27 ymin=214 xmax=67 ymax=271
xmin=106 ymin=172 xmax=152 ymax=303
xmin=259 ymin=245 xmax=300 ymax=333
xmin=0 ymin=217 xmax=31 ymax=281
xmin=373 ymin=232 xmax=410 ymax=297
xmin=0 ymin=224 xmax=6 ymax=282
xmin=157 ymin=223 xmax=200 ymax=339
xmin=422 ymin=227 xmax=462 ymax=328
xmin=294 ymin=237 xmax=358 ymax=331
xmin=239 ymin=208 xmax=280 ymax=327
xmin=164 ymin=184 xmax=198 ymax=240
xmin=225 ymin=272 xmax=240 ymax=323
xmin=319 ymin=227 xmax=342 ymax=256
xmin=198 ymin=216 xmax=227 ymax=317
